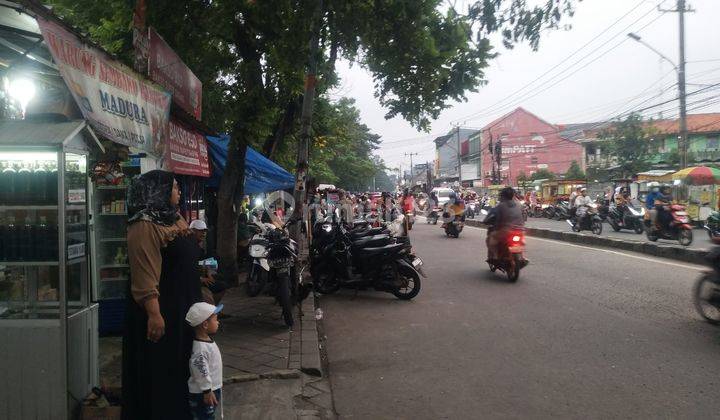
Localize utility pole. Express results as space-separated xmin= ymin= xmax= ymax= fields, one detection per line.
xmin=404 ymin=152 xmax=419 ymax=188
xmin=677 ymin=0 xmax=688 ymax=169
xmin=291 ymin=0 xmax=323 ymax=242
xmin=658 ymin=0 xmax=691 ymax=169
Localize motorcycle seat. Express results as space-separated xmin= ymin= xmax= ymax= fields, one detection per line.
xmin=350 ymin=227 xmax=386 ymax=239
xmin=352 ymin=234 xmax=392 ymax=248
xmin=356 ymin=243 xmax=405 ymax=256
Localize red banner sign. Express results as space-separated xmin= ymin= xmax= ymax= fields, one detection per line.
xmin=148 ymin=28 xmax=202 ymax=120
xmin=165 ymin=119 xmax=210 ymax=177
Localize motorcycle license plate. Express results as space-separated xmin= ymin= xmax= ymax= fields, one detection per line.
xmin=412 ymin=257 xmax=423 ymax=267
xmin=508 ymin=245 xmax=524 ymax=253
xmin=675 ymin=211 xmax=687 ymax=216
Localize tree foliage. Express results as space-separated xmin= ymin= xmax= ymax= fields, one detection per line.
xmin=600 ymin=113 xmax=658 ymax=178
xmin=564 ymin=160 xmax=586 ymax=180
xmin=530 ymin=169 xmax=556 ymax=181
xmin=47 ymin=0 xmax=578 ymax=278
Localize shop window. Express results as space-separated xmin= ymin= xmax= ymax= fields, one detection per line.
xmin=707 ymin=136 xmax=719 ymax=150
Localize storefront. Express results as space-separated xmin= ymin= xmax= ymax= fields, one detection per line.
xmin=0 ymin=119 xmax=101 ymax=418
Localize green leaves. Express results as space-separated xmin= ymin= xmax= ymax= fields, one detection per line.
xmin=565 ymin=160 xmax=586 ymax=180
xmin=600 ymin=113 xmax=659 ymax=178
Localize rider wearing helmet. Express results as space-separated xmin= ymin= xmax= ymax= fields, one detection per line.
xmin=486 ymin=187 xmax=525 ymax=262
xmin=442 ymin=191 xmax=465 ymax=227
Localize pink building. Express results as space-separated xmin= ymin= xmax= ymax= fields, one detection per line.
xmin=479 ymin=108 xmax=585 ymax=186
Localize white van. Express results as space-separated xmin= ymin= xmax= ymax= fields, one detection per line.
xmin=431 ymin=187 xmax=455 ymax=206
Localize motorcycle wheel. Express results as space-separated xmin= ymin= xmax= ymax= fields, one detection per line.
xmin=610 ymin=220 xmax=621 ymax=232
xmin=693 ymin=273 xmax=720 ymax=325
xmin=313 ymin=264 xmax=341 ymax=294
xmin=392 ymin=265 xmax=421 ymax=300
xmin=276 ymin=274 xmax=294 ymax=327
xmin=679 ymin=229 xmax=693 ymax=246
xmin=634 ymin=222 xmax=644 ymax=234
xmin=507 ymin=254 xmax=521 ymax=282
xmin=246 ymin=268 xmax=265 ymax=297
xmin=592 ymin=220 xmax=603 ymax=235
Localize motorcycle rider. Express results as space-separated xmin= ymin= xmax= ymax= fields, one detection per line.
xmin=573 ymin=188 xmax=593 ymax=224
xmin=646 ymin=185 xmax=671 ymax=231
xmin=441 ymin=191 xmax=465 ymax=228
xmin=655 ymin=185 xmax=673 ymax=231
xmin=486 ymin=187 xmax=525 ymax=263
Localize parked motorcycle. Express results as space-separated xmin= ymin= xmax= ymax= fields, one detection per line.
xmin=704 ymin=210 xmax=720 ymax=239
xmin=480 ymin=209 xmax=527 ymax=282
xmin=247 ymin=217 xmax=308 ymax=327
xmin=542 ymin=203 xmax=555 ymax=219
xmin=645 ymin=204 xmax=693 ymax=246
xmin=567 ymin=204 xmax=603 ymax=235
xmin=310 ymin=214 xmax=424 ymax=299
xmin=607 ymin=203 xmax=645 ymax=234
xmin=553 ymin=201 xmax=571 ymax=221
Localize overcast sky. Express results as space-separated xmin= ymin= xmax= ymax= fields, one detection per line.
xmin=331 ymin=0 xmax=720 ymax=172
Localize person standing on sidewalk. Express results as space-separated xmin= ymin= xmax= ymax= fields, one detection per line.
xmin=123 ymin=170 xmax=202 ymax=420
xmin=186 ymin=302 xmax=224 ymax=420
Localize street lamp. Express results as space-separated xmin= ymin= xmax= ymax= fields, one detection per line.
xmin=7 ymin=77 xmax=36 ymax=116
xmin=627 ymin=31 xmax=687 ymax=169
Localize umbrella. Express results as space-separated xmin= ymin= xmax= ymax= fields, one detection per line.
xmin=672 ymin=166 xmax=720 ymax=185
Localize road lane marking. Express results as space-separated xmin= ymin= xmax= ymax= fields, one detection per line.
xmin=417 ymin=216 xmax=706 ymax=272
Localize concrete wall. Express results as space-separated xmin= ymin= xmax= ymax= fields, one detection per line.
xmin=480 ymin=108 xmax=584 ymax=186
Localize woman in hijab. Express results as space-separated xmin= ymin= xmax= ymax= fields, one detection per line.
xmin=122 ymin=170 xmax=202 ymax=420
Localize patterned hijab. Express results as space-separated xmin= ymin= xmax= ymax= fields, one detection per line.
xmin=127 ymin=170 xmax=180 ymax=226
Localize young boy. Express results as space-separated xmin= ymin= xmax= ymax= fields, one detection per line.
xmin=185 ymin=302 xmax=224 ymax=420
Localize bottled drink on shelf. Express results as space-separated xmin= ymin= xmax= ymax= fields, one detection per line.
xmin=20 ymin=215 xmax=35 ymax=261
xmin=1 ymin=163 xmax=17 ymax=205
xmin=37 ymin=216 xmax=49 ymax=260
xmin=16 ymin=163 xmax=32 ymax=205
xmin=46 ymin=161 xmax=58 ymax=205
xmin=33 ymin=164 xmax=48 ymax=204
xmin=4 ymin=216 xmax=17 ymax=261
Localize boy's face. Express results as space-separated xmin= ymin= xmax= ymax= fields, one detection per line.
xmin=205 ymin=314 xmax=219 ymax=334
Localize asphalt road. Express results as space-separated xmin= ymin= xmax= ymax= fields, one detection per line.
xmin=519 ymin=216 xmax=713 ymax=250
xmin=320 ymin=221 xmax=720 ymax=419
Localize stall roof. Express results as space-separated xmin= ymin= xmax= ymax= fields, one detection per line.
xmin=0 ymin=119 xmax=87 ymax=146
xmin=206 ymin=134 xmax=295 ymax=194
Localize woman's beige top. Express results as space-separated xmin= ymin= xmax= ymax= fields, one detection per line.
xmin=127 ymin=217 xmax=189 ymax=304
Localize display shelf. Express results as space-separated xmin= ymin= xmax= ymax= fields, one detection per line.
xmin=99 ymin=264 xmax=128 ymax=269
xmin=99 ymin=238 xmax=126 ymax=243
xmin=99 ymin=212 xmax=127 ymax=216
xmin=0 ymin=205 xmax=58 ymax=211
xmin=96 ymin=185 xmax=127 ymax=190
xmin=66 ymin=204 xmax=86 ymax=211
xmin=0 ymin=261 xmax=59 ymax=266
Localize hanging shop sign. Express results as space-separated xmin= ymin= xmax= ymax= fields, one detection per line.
xmin=164 ymin=119 xmax=210 ymax=177
xmin=37 ymin=18 xmax=171 ymax=157
xmin=148 ymin=27 xmax=203 ymax=120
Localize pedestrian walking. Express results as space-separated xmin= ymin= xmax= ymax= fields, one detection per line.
xmin=123 ymin=170 xmax=202 ymax=420
xmin=186 ymin=302 xmax=224 ymax=420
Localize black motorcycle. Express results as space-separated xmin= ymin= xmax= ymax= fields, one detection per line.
xmin=247 ymin=218 xmax=308 ymax=327
xmin=567 ymin=205 xmax=603 ymax=235
xmin=607 ymin=203 xmax=644 ymax=234
xmin=426 ymin=207 xmax=441 ymax=225
xmin=553 ymin=201 xmax=571 ymax=221
xmin=311 ymin=215 xmax=423 ymax=300
xmin=444 ymin=213 xmax=464 ymax=238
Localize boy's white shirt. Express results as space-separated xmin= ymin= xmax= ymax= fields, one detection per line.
xmin=188 ymin=339 xmax=223 ymax=394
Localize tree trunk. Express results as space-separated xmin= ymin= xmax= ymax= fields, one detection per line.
xmin=215 ymin=124 xmax=247 ymax=287
xmin=262 ymin=97 xmax=301 ymax=158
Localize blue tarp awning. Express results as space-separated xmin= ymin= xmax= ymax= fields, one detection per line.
xmin=206 ymin=134 xmax=295 ymax=193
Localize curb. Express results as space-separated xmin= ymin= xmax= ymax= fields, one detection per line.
xmin=464 ymin=219 xmax=708 ymax=265
xmin=298 ymin=295 xmax=323 ymax=377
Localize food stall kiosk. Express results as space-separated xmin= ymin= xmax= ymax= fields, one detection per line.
xmin=0 ymin=119 xmax=100 ymax=419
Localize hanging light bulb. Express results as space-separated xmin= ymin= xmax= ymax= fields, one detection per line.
xmin=8 ymin=78 xmax=36 ymax=116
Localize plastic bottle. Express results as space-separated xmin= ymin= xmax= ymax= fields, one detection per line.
xmin=16 ymin=163 xmax=32 ymax=205
xmin=0 ymin=216 xmax=5 ymax=260
xmin=36 ymin=216 xmax=49 ymax=260
xmin=5 ymin=215 xmax=17 ymax=261
xmin=33 ymin=163 xmax=48 ymax=204
xmin=2 ymin=163 xmax=17 ymax=205
xmin=46 ymin=161 xmax=58 ymax=205
xmin=20 ymin=215 xmax=34 ymax=261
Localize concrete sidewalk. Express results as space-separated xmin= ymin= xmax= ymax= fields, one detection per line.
xmin=98 ymin=283 xmax=335 ymax=419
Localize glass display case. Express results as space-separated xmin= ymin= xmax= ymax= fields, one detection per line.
xmin=0 ymin=119 xmax=99 ymax=419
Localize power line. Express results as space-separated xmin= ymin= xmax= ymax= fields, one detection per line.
xmin=450 ymin=0 xmax=655 ymax=125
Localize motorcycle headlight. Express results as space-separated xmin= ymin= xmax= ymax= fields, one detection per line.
xmin=249 ymin=244 xmax=268 ymax=258
xmin=322 ymin=223 xmax=333 ymax=233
